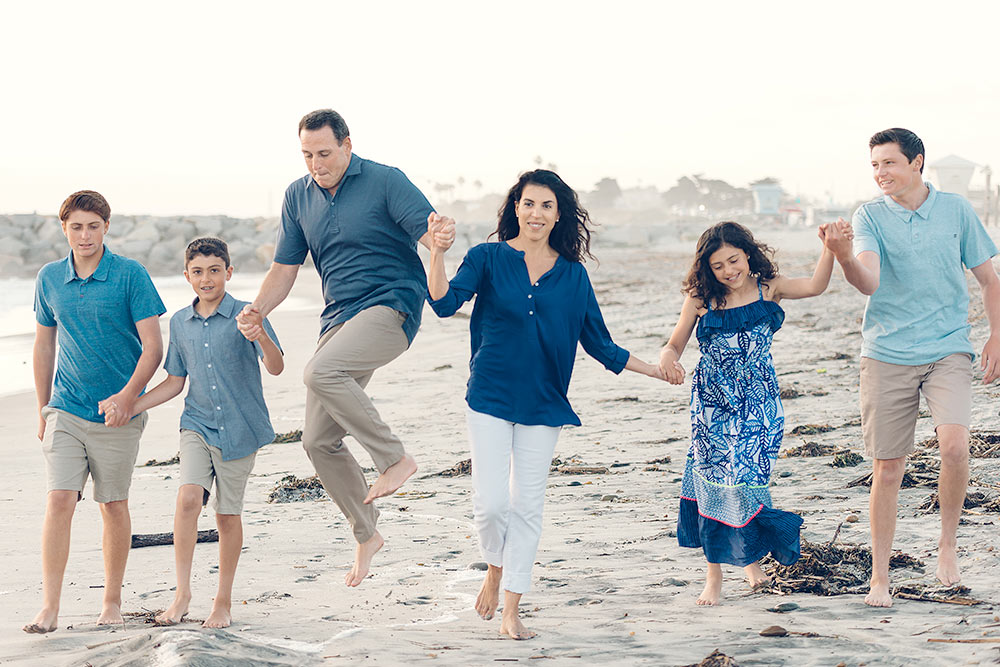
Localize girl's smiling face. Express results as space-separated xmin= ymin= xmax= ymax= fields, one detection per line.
xmin=708 ymin=243 xmax=751 ymax=293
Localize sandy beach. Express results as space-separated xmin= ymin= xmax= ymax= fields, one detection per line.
xmin=1 ymin=228 xmax=999 ymax=666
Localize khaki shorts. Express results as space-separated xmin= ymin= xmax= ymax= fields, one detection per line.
xmin=179 ymin=429 xmax=256 ymax=515
xmin=41 ymin=407 xmax=148 ymax=503
xmin=860 ymin=353 xmax=973 ymax=459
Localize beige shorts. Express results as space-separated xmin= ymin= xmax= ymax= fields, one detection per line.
xmin=179 ymin=429 xmax=256 ymax=515
xmin=41 ymin=407 xmax=148 ymax=503
xmin=860 ymin=353 xmax=973 ymax=459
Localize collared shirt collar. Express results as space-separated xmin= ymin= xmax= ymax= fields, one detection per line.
xmin=63 ymin=244 xmax=113 ymax=284
xmin=184 ymin=291 xmax=236 ymax=321
xmin=304 ymin=153 xmax=363 ymax=194
xmin=883 ymin=182 xmax=937 ymax=221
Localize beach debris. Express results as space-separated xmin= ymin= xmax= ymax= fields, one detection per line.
xmin=759 ymin=625 xmax=788 ymax=637
xmin=926 ymin=638 xmax=1000 ymax=643
xmin=271 ymin=429 xmax=302 ymax=444
xmin=779 ymin=387 xmax=802 ymax=399
xmin=847 ymin=458 xmax=940 ymax=489
xmin=680 ymin=649 xmax=741 ymax=667
xmin=766 ymin=602 xmax=799 ymax=613
xmin=831 ymin=451 xmax=864 ymax=468
xmin=468 ymin=562 xmax=488 ymax=571
xmin=139 ymin=453 xmax=180 ymax=467
xmin=424 ymin=458 xmax=472 ymax=478
xmin=778 ymin=471 xmax=792 ymax=478
xmin=432 ymin=363 xmax=452 ymax=371
xmin=790 ymin=424 xmax=836 ymax=436
xmin=845 ymin=514 xmax=859 ymax=523
xmin=123 ymin=609 xmax=204 ymax=626
xmin=597 ymin=395 xmax=640 ymax=403
xmin=646 ymin=456 xmax=672 ymax=464
xmin=781 ymin=441 xmax=837 ymax=458
xmin=918 ymin=430 xmax=1000 ymax=458
xmin=600 ymin=494 xmax=619 ymax=502
xmin=131 ymin=529 xmax=218 ymax=549
xmin=917 ymin=490 xmax=1000 ymax=514
xmin=761 ymin=540 xmax=924 ymax=596
xmin=556 ymin=465 xmax=609 ymax=475
xmin=893 ymin=585 xmax=982 ymax=605
xmin=266 ymin=474 xmax=327 ymax=503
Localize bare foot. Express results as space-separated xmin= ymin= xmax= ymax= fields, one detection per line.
xmin=936 ymin=542 xmax=961 ymax=586
xmin=23 ymin=607 xmax=59 ymax=634
xmin=97 ymin=602 xmax=124 ymax=626
xmin=475 ymin=566 xmax=502 ymax=620
xmin=864 ymin=579 xmax=893 ymax=607
xmin=154 ymin=594 xmax=190 ymax=626
xmin=697 ymin=565 xmax=723 ymax=606
xmin=202 ymin=604 xmax=232 ymax=629
xmin=345 ymin=531 xmax=384 ymax=587
xmin=363 ymin=454 xmax=417 ymax=504
xmin=500 ymin=610 xmax=536 ymax=640
xmin=744 ymin=562 xmax=771 ymax=589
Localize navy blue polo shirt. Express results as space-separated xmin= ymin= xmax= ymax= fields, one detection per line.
xmin=35 ymin=246 xmax=166 ymax=423
xmin=274 ymin=154 xmax=434 ymax=343
xmin=428 ymin=242 xmax=630 ymax=427
xmin=164 ymin=293 xmax=281 ymax=461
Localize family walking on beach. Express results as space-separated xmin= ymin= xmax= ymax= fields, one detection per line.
xmin=24 ymin=111 xmax=1000 ymax=640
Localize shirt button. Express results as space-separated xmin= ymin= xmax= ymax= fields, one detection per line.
xmin=204 ymin=343 xmax=209 ymax=347
xmin=207 ymin=364 xmax=212 ymax=368
xmin=534 ymin=282 xmax=539 ymax=287
xmin=528 ymin=294 xmax=533 ymax=299
xmin=216 ymin=406 xmax=221 ymax=411
xmin=220 ymin=426 xmax=225 ymax=431
xmin=529 ymin=310 xmax=534 ymax=315
xmin=212 ymin=385 xmax=217 ymax=390
xmin=204 ymin=322 xmax=208 ymax=327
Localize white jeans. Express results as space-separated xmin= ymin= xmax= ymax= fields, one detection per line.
xmin=466 ymin=408 xmax=561 ymax=594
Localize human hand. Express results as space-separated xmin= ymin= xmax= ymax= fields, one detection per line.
xmin=823 ymin=217 xmax=854 ymax=262
xmin=37 ymin=413 xmax=46 ymax=441
xmin=237 ymin=304 xmax=264 ymax=341
xmin=658 ymin=347 xmax=686 ymax=384
xmin=982 ymin=334 xmax=1000 ymax=384
xmin=98 ymin=391 xmax=136 ymax=428
xmin=427 ymin=212 xmax=456 ymax=252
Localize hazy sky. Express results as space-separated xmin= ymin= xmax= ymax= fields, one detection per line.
xmin=2 ymin=0 xmax=998 ymax=218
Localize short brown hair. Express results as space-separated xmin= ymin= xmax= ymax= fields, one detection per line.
xmin=185 ymin=237 xmax=230 ymax=268
xmin=59 ymin=190 xmax=111 ymax=223
xmin=298 ymin=109 xmax=350 ymax=143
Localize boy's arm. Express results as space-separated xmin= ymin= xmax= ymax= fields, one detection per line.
xmin=99 ymin=315 xmax=164 ymax=427
xmin=33 ymin=323 xmax=57 ymax=441
xmin=971 ymin=258 xmax=1000 ymax=384
xmin=257 ymin=330 xmax=284 ymax=376
xmin=131 ymin=374 xmax=186 ymax=416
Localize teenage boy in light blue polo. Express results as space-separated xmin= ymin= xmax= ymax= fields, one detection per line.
xmin=130 ymin=237 xmax=283 ymax=628
xmin=25 ymin=190 xmax=165 ymax=634
xmin=824 ymin=128 xmax=1000 ymax=609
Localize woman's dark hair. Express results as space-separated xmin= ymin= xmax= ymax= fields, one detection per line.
xmin=683 ymin=221 xmax=777 ymax=308
xmin=491 ymin=169 xmax=595 ymax=262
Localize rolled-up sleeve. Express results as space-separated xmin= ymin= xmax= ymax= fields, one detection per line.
xmin=428 ymin=245 xmax=485 ymax=317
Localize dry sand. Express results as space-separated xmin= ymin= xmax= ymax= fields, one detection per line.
xmin=1 ymin=228 xmax=999 ymax=666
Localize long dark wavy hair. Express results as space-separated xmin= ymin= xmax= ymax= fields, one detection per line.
xmin=490 ymin=169 xmax=595 ymax=262
xmin=683 ymin=221 xmax=778 ymax=308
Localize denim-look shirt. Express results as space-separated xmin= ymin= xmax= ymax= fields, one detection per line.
xmin=274 ymin=155 xmax=434 ymax=344
xmin=853 ymin=183 xmax=998 ymax=365
xmin=164 ymin=293 xmax=281 ymax=461
xmin=34 ymin=246 xmax=166 ymax=423
xmin=428 ymin=242 xmax=630 ymax=427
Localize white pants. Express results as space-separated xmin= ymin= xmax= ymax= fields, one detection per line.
xmin=466 ymin=408 xmax=561 ymax=594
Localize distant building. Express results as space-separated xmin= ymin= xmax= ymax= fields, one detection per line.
xmin=929 ymin=155 xmax=978 ymax=198
xmin=751 ymin=179 xmax=783 ymax=215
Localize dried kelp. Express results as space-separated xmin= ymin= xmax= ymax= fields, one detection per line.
xmin=761 ymin=540 xmax=924 ymax=596
xmin=266 ymin=474 xmax=326 ymax=503
xmin=271 ymin=430 xmax=303 ymax=444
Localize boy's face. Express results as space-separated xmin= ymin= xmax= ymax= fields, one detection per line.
xmin=184 ymin=253 xmax=232 ymax=306
xmin=871 ymin=142 xmax=923 ymax=200
xmin=62 ymin=210 xmax=109 ymax=261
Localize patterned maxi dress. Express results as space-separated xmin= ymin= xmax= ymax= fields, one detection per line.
xmin=676 ymin=282 xmax=803 ymax=566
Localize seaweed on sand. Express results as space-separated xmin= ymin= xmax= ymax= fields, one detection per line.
xmin=266 ymin=474 xmax=326 ymax=503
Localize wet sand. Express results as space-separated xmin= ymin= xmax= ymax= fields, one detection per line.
xmin=1 ymin=228 xmax=999 ymax=666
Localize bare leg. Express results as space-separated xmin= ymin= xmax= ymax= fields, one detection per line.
xmin=697 ymin=562 xmax=723 ymax=605
xmin=499 ymin=590 xmax=535 ymax=639
xmin=363 ymin=453 xmax=418 ymax=504
xmin=865 ymin=456 xmax=906 ymax=607
xmin=935 ymin=425 xmax=969 ymax=586
xmin=97 ymin=499 xmax=132 ymax=625
xmin=744 ymin=561 xmax=770 ymax=589
xmin=345 ymin=530 xmax=384 ymax=587
xmin=155 ymin=485 xmax=202 ymax=625
xmin=204 ymin=513 xmax=242 ymax=628
xmin=475 ymin=565 xmax=502 ymax=620
xmin=24 ymin=490 xmax=78 ymax=633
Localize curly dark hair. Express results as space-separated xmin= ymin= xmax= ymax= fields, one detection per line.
xmin=490 ymin=169 xmax=595 ymax=262
xmin=683 ymin=221 xmax=778 ymax=308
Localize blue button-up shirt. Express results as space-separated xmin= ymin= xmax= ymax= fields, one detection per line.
xmin=274 ymin=154 xmax=434 ymax=344
xmin=428 ymin=242 xmax=630 ymax=427
xmin=853 ymin=183 xmax=998 ymax=365
xmin=34 ymin=246 xmax=166 ymax=423
xmin=164 ymin=292 xmax=281 ymax=461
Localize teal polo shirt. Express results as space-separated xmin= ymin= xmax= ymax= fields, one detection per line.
xmin=852 ymin=183 xmax=997 ymax=365
xmin=34 ymin=246 xmax=166 ymax=422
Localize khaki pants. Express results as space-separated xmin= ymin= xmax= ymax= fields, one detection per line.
xmin=302 ymin=306 xmax=410 ymax=542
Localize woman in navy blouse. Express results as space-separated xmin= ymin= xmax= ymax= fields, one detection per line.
xmin=427 ymin=169 xmax=664 ymax=639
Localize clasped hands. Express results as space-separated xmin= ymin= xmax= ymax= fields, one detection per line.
xmin=428 ymin=212 xmax=456 ymax=252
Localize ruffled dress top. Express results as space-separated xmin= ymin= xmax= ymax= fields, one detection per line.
xmin=676 ymin=281 xmax=803 ymax=566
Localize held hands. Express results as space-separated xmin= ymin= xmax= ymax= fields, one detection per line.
xmin=658 ymin=347 xmax=686 ymax=385
xmin=819 ymin=217 xmax=854 ymax=261
xmin=427 ymin=212 xmax=456 ymax=253
xmin=98 ymin=391 xmax=136 ymax=428
xmin=236 ymin=305 xmax=265 ymax=341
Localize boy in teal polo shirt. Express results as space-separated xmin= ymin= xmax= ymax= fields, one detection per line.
xmin=25 ymin=190 xmax=165 ymax=634
xmin=130 ymin=237 xmax=283 ymax=628
xmin=825 ymin=128 xmax=1000 ymax=608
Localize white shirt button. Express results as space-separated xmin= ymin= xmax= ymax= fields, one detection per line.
xmin=207 ymin=364 xmax=212 ymax=368
xmin=212 ymin=385 xmax=217 ymax=390
xmin=216 ymin=406 xmax=221 ymax=411
xmin=204 ymin=322 xmax=208 ymax=326
xmin=204 ymin=343 xmax=209 ymax=347
xmin=529 ymin=310 xmax=534 ymax=315
xmin=528 ymin=294 xmax=533 ymax=299
xmin=220 ymin=426 xmax=225 ymax=430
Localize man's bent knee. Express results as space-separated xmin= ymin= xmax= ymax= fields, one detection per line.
xmin=872 ymin=457 xmax=906 ymax=486
xmin=46 ymin=489 xmax=79 ymax=515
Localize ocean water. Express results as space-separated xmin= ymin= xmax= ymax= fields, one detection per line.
xmin=0 ymin=271 xmax=313 ymax=398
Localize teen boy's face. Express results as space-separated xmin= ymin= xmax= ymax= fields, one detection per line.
xmin=871 ymin=142 xmax=923 ymax=200
xmin=184 ymin=254 xmax=232 ymax=307
xmin=62 ymin=210 xmax=109 ymax=260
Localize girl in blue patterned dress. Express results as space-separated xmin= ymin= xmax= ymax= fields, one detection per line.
xmin=658 ymin=221 xmax=839 ymax=605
